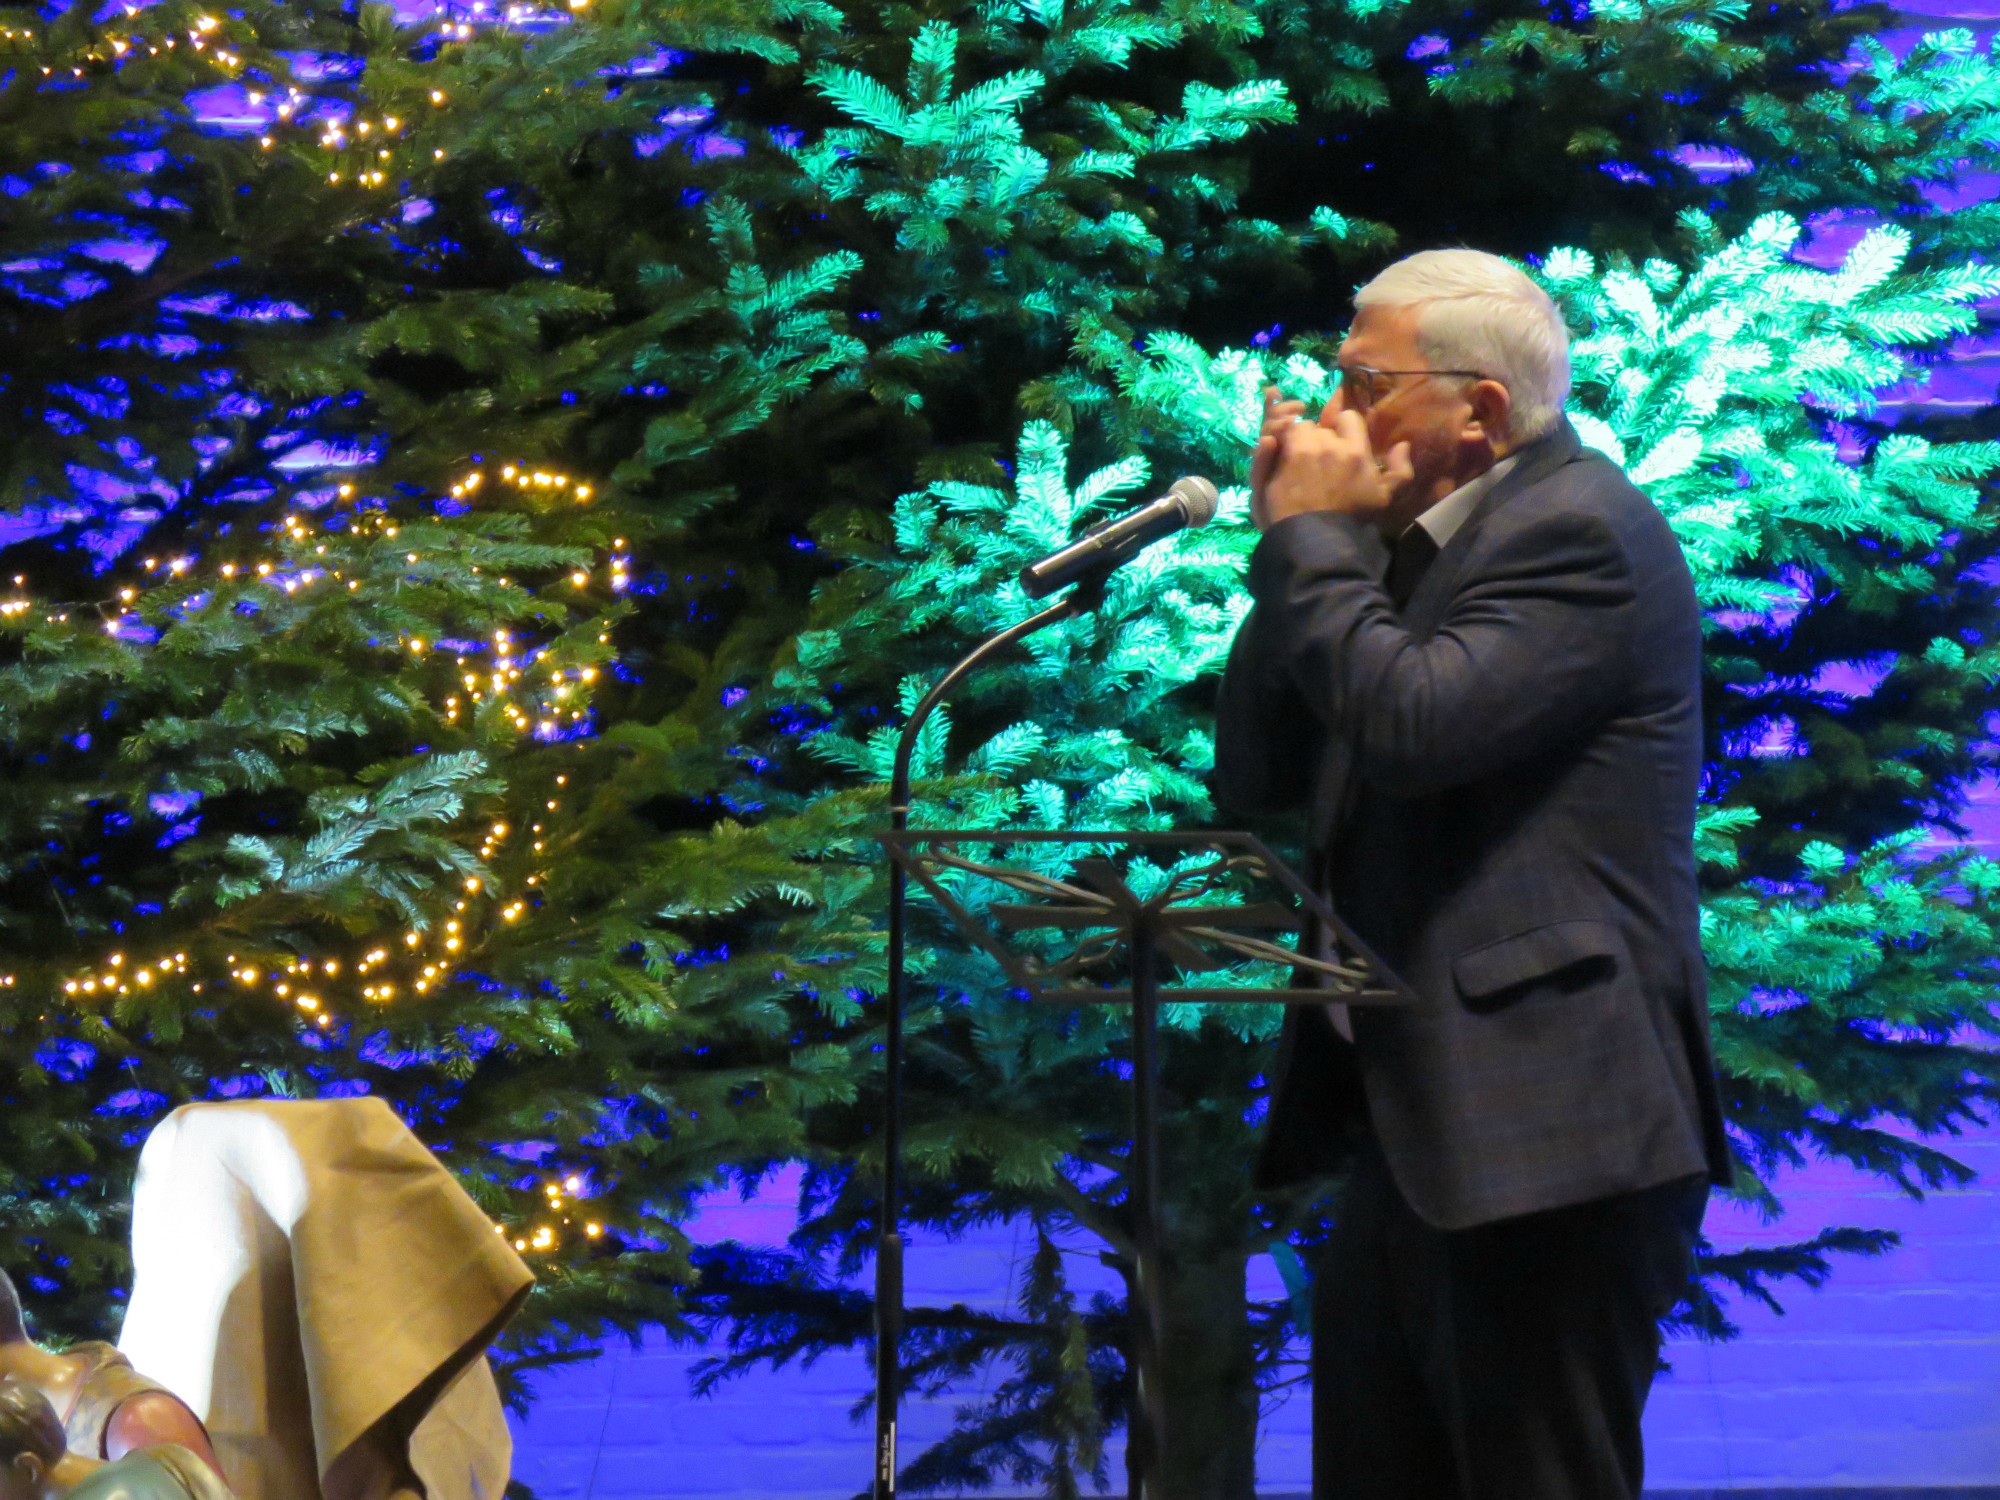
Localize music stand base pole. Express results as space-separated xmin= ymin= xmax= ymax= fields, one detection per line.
xmin=877 ymin=845 xmax=907 ymax=1500
xmin=1128 ymin=914 xmax=1168 ymax=1499
xmin=873 ymin=1228 xmax=903 ymax=1499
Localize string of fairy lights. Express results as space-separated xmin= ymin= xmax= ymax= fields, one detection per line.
xmin=515 ymin=1178 xmax=606 ymax=1253
xmin=0 ymin=12 xmax=426 ymax=190
xmin=4 ymin=0 xmax=593 ymax=197
xmin=286 ymin=89 xmax=453 ymax=186
xmin=0 ymin=457 xmax=628 ymax=1254
xmin=1 ymin=11 xmax=245 ymax=79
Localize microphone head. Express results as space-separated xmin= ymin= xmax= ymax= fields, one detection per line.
xmin=1171 ymin=475 xmax=1220 ymax=527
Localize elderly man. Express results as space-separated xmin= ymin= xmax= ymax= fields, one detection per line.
xmin=1215 ymin=248 xmax=1732 ymax=1499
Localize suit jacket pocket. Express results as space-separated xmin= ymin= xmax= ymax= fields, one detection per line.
xmin=1452 ymin=918 xmax=1622 ymax=1011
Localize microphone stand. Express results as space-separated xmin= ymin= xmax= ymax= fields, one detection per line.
xmin=874 ymin=567 xmax=1112 ymax=1500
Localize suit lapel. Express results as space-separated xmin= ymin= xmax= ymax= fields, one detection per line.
xmin=1402 ymin=420 xmax=1584 ymax=635
xmin=1310 ymin=428 xmax=1583 ymax=855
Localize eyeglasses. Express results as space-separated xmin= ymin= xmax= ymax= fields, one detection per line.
xmin=1335 ymin=363 xmax=1488 ymax=413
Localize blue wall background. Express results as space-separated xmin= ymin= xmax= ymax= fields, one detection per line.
xmin=506 ymin=785 xmax=2000 ymax=1497
xmin=506 ymin=1130 xmax=2000 ymax=1496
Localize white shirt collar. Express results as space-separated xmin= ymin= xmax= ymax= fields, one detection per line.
xmin=1410 ymin=452 xmax=1521 ymax=550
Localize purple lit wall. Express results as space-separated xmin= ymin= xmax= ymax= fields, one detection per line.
xmin=506 ymin=797 xmax=2000 ymax=1498
xmin=509 ymin=1139 xmax=2000 ymax=1497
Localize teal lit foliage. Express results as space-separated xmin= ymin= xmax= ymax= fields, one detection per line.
xmin=3 ymin=0 xmax=2000 ymax=1486
xmin=688 ymin=216 xmax=2000 ymax=1489
xmin=691 ymin=423 xmax=1272 ymax=1496
xmin=1545 ymin=214 xmax=2000 ymax=1327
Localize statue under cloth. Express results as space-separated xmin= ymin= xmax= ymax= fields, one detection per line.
xmin=0 ymin=1276 xmax=222 ymax=1478
xmin=116 ymin=1099 xmax=534 ymax=1500
xmin=0 ymin=1098 xmax=530 ymax=1500
xmin=0 ymin=1381 xmax=232 ymax=1500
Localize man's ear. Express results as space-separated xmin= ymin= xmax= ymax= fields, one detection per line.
xmin=1463 ymin=378 xmax=1514 ymax=453
xmin=12 ymin=1451 xmax=46 ymax=1492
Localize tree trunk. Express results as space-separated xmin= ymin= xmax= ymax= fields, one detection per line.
xmin=1127 ymin=1249 xmax=1259 ymax=1500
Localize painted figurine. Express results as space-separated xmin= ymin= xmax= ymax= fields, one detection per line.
xmin=0 ymin=1383 xmax=230 ymax=1500
xmin=0 ymin=1277 xmax=221 ymax=1478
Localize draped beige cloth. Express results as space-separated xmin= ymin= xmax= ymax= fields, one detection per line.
xmin=117 ymin=1100 xmax=534 ymax=1500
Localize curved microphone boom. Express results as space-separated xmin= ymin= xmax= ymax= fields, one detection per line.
xmin=1018 ymin=476 xmax=1220 ymax=599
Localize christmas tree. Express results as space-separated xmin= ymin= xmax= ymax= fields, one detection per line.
xmin=666 ymin=16 xmax=2000 ymax=1499
xmin=679 ymin=221 xmax=1999 ymax=1496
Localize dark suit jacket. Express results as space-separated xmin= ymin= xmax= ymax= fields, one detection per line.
xmin=1216 ymin=421 xmax=1733 ymax=1230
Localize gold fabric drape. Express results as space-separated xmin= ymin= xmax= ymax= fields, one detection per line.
xmin=118 ymin=1100 xmax=534 ymax=1500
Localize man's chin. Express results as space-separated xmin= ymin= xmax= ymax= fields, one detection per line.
xmin=1375 ymin=485 xmax=1429 ymax=535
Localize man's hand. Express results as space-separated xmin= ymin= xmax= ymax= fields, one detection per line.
xmin=1262 ymin=390 xmax=1415 ymax=529
xmin=1250 ymin=384 xmax=1308 ymax=532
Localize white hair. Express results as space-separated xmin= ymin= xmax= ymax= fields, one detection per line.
xmin=1352 ymin=249 xmax=1571 ymax=443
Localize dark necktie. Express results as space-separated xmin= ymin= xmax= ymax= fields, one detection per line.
xmin=1384 ymin=525 xmax=1440 ymax=612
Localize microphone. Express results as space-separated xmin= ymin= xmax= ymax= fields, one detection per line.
xmin=1018 ymin=476 xmax=1220 ymax=599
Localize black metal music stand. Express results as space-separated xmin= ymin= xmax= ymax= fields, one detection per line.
xmin=876 ymin=827 xmax=1412 ymax=1499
